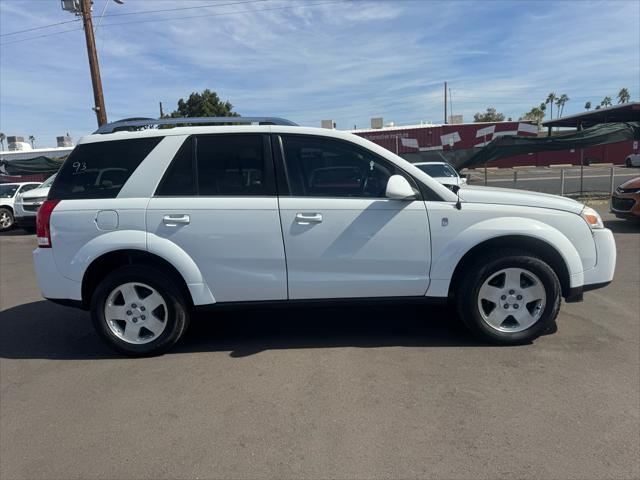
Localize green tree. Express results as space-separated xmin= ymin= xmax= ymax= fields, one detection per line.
xmin=167 ymin=89 xmax=239 ymax=118
xmin=545 ymin=92 xmax=557 ymax=119
xmin=473 ymin=107 xmax=505 ymax=122
xmin=555 ymin=93 xmax=569 ymax=118
xmin=0 ymin=133 xmax=5 ymax=151
xmin=584 ymin=101 xmax=592 ymax=110
xmin=521 ymin=106 xmax=545 ymax=125
xmin=600 ymin=96 xmax=613 ymax=108
xmin=617 ymin=88 xmax=630 ymax=104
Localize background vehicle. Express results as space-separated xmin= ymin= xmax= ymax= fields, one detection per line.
xmin=0 ymin=182 xmax=41 ymax=231
xmin=625 ymin=153 xmax=640 ymax=167
xmin=14 ymin=174 xmax=57 ymax=233
xmin=611 ymin=176 xmax=640 ymax=219
xmin=413 ymin=162 xmax=466 ymax=190
xmin=33 ymin=117 xmax=616 ymax=356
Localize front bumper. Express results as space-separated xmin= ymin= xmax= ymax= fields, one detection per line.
xmin=33 ymin=248 xmax=82 ymax=303
xmin=569 ymin=228 xmax=616 ymax=300
xmin=610 ymin=193 xmax=640 ymax=218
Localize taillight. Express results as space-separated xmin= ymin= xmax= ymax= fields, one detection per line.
xmin=36 ymin=200 xmax=60 ymax=248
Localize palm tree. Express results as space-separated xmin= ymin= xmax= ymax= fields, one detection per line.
xmin=617 ymin=88 xmax=630 ymax=104
xmin=0 ymin=132 xmax=5 ymax=151
xmin=28 ymin=135 xmax=35 ymax=148
xmin=585 ymin=101 xmax=592 ymax=110
xmin=545 ymin=92 xmax=557 ymax=119
xmin=539 ymin=102 xmax=546 ymax=115
xmin=555 ymin=94 xmax=569 ymax=118
xmin=600 ymin=96 xmax=613 ymax=108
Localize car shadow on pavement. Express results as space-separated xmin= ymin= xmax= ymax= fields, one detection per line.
xmin=0 ymin=229 xmax=33 ymax=237
xmin=604 ymin=218 xmax=640 ymax=234
xmin=0 ymin=301 xmax=491 ymax=360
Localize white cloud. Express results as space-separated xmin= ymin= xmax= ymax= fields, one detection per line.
xmin=0 ymin=0 xmax=638 ymax=143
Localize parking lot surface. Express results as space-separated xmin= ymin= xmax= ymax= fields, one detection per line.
xmin=1 ymin=208 xmax=638 ymax=480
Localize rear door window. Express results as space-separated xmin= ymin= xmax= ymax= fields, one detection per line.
xmin=196 ymin=134 xmax=272 ymax=196
xmin=49 ymin=137 xmax=162 ymax=200
xmin=155 ymin=134 xmax=275 ymax=196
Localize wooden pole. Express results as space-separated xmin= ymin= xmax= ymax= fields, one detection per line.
xmin=80 ymin=0 xmax=107 ymax=126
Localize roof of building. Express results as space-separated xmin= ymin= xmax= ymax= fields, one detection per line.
xmin=542 ymin=102 xmax=640 ymax=128
xmin=347 ymin=120 xmax=532 ymax=134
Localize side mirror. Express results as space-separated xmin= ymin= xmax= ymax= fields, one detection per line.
xmin=386 ymin=175 xmax=417 ymax=200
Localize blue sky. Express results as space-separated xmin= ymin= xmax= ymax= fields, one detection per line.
xmin=1 ymin=0 xmax=639 ymax=147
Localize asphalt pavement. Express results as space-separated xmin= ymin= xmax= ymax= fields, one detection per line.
xmin=0 ymin=207 xmax=638 ymax=480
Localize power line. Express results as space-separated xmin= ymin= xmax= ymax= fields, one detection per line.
xmin=0 ymin=0 xmax=344 ymax=46
xmin=0 ymin=18 xmax=81 ymax=37
xmin=100 ymin=0 xmax=270 ymax=18
xmin=96 ymin=0 xmax=345 ymax=28
xmin=0 ymin=27 xmax=84 ymax=46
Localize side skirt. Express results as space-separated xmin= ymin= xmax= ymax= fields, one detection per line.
xmin=195 ymin=296 xmax=449 ymax=313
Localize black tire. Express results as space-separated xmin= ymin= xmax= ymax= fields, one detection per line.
xmin=0 ymin=207 xmax=15 ymax=232
xmin=455 ymin=249 xmax=561 ymax=345
xmin=626 ymin=158 xmax=632 ymax=167
xmin=90 ymin=265 xmax=190 ymax=356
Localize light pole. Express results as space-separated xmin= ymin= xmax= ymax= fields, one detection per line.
xmin=61 ymin=0 xmax=123 ymax=126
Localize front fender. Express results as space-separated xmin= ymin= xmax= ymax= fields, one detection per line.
xmin=427 ymin=217 xmax=584 ymax=297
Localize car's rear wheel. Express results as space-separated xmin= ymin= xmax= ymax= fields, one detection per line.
xmin=90 ymin=265 xmax=190 ymax=356
xmin=456 ymin=250 xmax=561 ymax=344
xmin=0 ymin=208 xmax=15 ymax=232
xmin=627 ymin=158 xmax=632 ymax=167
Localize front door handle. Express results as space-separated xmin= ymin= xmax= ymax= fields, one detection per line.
xmin=295 ymin=212 xmax=323 ymax=225
xmin=163 ymin=214 xmax=190 ymax=226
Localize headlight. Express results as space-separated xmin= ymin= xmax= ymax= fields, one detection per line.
xmin=580 ymin=206 xmax=604 ymax=229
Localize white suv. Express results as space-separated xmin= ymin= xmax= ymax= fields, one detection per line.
xmin=33 ymin=117 xmax=616 ymax=356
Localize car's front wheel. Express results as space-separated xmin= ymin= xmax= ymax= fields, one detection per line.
xmin=90 ymin=265 xmax=190 ymax=356
xmin=456 ymin=250 xmax=561 ymax=345
xmin=0 ymin=207 xmax=15 ymax=232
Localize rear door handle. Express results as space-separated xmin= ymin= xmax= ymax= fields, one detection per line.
xmin=162 ymin=214 xmax=190 ymax=226
xmin=295 ymin=212 xmax=323 ymax=224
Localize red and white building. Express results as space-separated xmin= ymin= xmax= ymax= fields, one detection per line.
xmin=348 ymin=102 xmax=639 ymax=168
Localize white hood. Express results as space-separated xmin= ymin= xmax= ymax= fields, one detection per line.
xmin=459 ymin=185 xmax=584 ymax=214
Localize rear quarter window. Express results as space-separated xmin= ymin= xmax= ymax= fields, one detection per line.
xmin=49 ymin=137 xmax=162 ymax=200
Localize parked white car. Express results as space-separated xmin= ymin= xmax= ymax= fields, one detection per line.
xmin=33 ymin=117 xmax=616 ymax=356
xmin=0 ymin=182 xmax=41 ymax=231
xmin=625 ymin=153 xmax=640 ymax=167
xmin=14 ymin=174 xmax=57 ymax=233
xmin=413 ymin=162 xmax=466 ymax=190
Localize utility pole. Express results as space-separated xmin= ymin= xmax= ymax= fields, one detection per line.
xmin=62 ymin=0 xmax=111 ymax=126
xmin=80 ymin=0 xmax=107 ymax=126
xmin=444 ymin=81 xmax=448 ymax=124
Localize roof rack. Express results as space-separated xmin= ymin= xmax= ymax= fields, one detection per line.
xmin=94 ymin=116 xmax=298 ymax=134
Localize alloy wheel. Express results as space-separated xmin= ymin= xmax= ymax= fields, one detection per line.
xmin=104 ymin=282 xmax=168 ymax=344
xmin=477 ymin=267 xmax=546 ymax=332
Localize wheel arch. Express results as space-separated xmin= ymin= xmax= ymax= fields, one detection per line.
xmin=81 ymin=249 xmax=204 ymax=310
xmin=447 ymin=235 xmax=573 ymax=300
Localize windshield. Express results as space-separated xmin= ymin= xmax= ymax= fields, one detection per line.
xmin=39 ymin=174 xmax=57 ymax=188
xmin=416 ymin=163 xmax=457 ymax=178
xmin=0 ymin=184 xmax=20 ymax=198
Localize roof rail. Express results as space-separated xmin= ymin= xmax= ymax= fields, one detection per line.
xmin=94 ymin=116 xmax=298 ymax=134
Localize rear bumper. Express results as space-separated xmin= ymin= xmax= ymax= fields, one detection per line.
xmin=33 ymin=248 xmax=82 ymax=302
